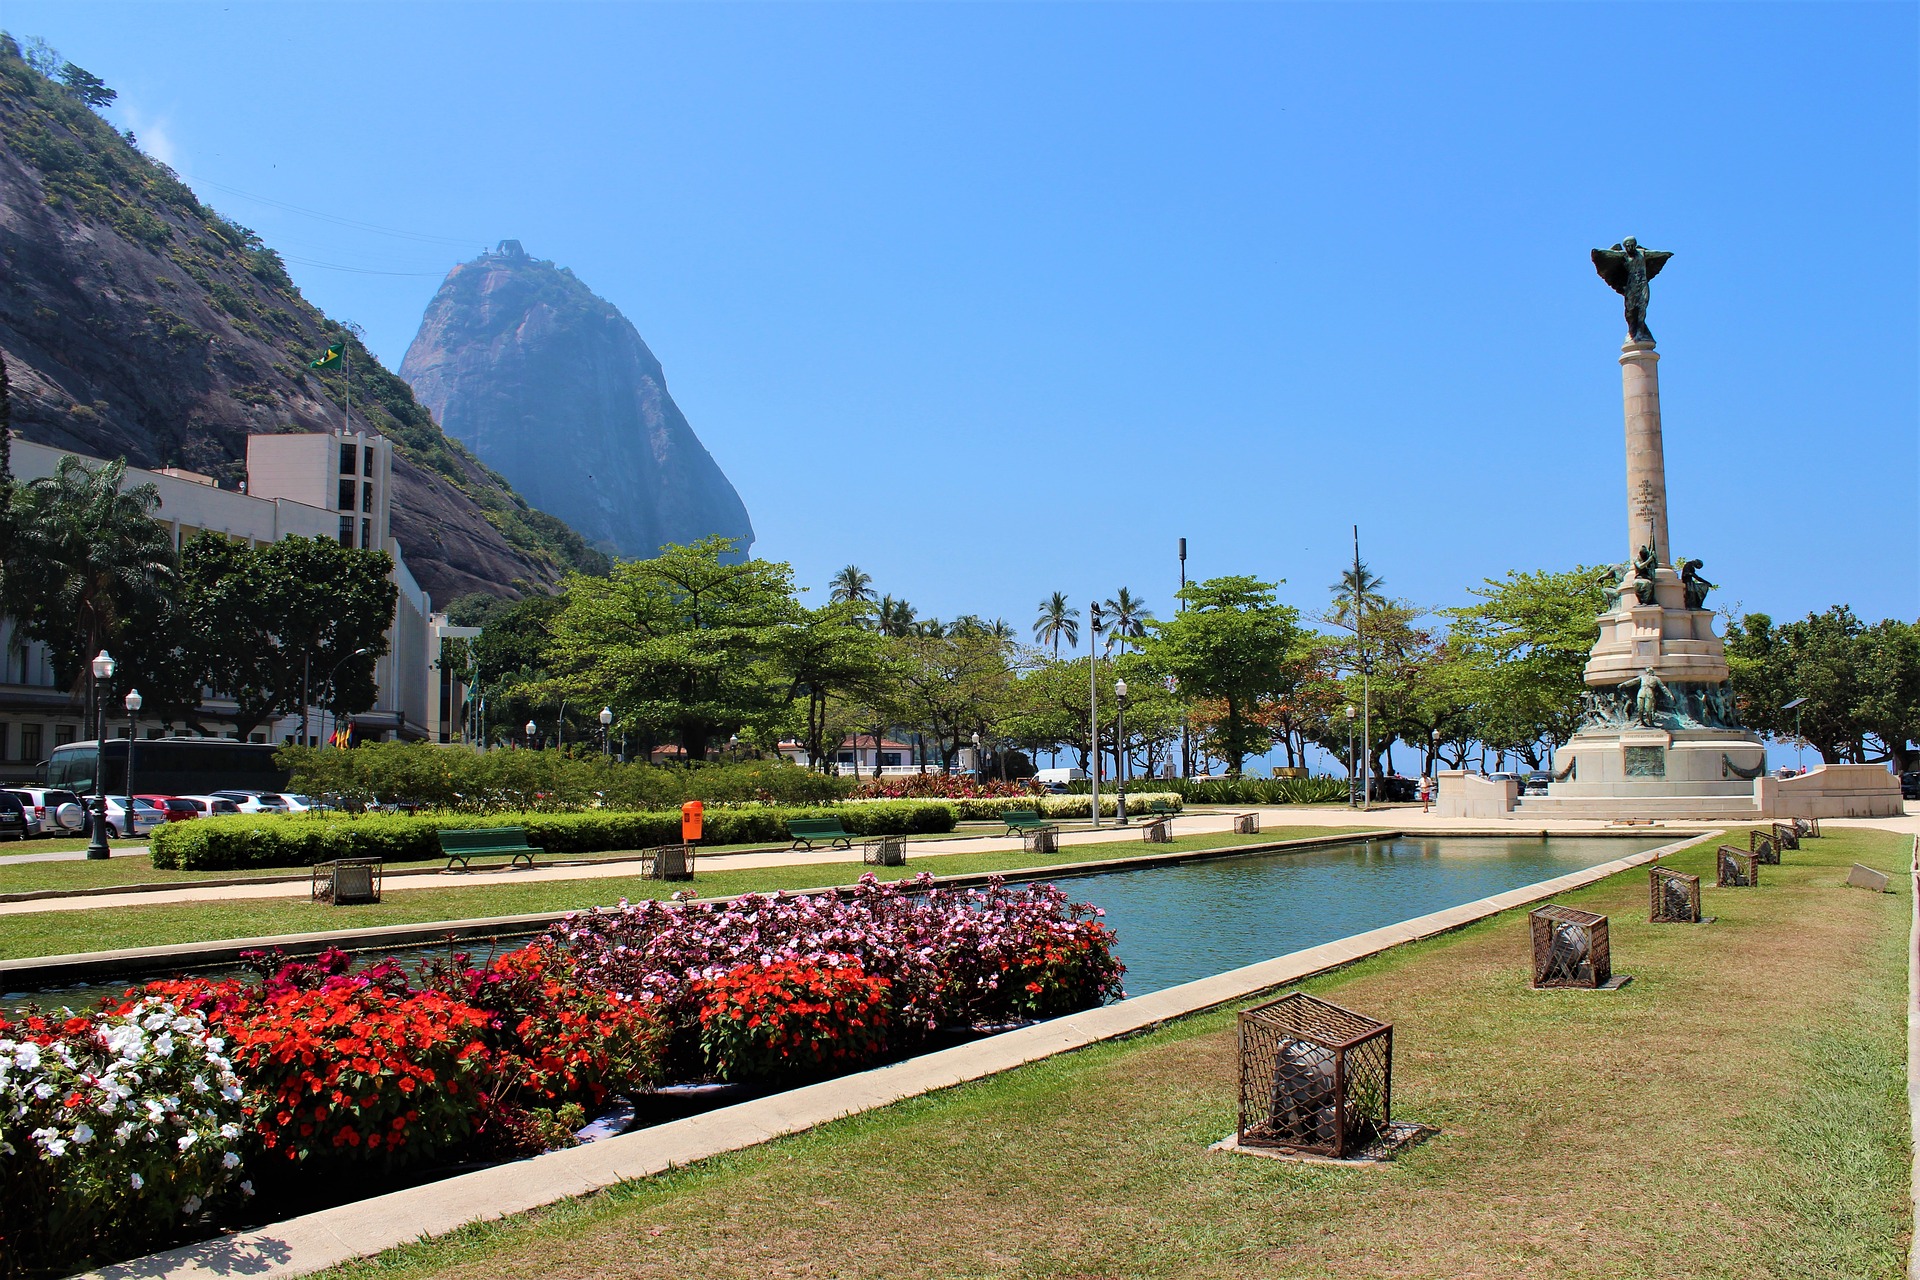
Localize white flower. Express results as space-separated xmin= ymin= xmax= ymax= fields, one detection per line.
xmin=239 ymin=1180 xmax=255 ymax=1197
xmin=129 ymin=1171 xmax=144 ymax=1190
xmin=114 ymin=1121 xmax=135 ymax=1145
xmin=152 ymin=1032 xmax=175 ymax=1057
xmin=40 ymin=1135 xmax=68 ymax=1157
xmin=222 ymin=1149 xmax=241 ymax=1169
xmin=220 ymin=1084 xmax=242 ymax=1102
xmin=14 ymin=1043 xmax=40 ymax=1070
xmin=219 ymin=1123 xmax=241 ymax=1141
xmin=182 ymin=1194 xmax=203 ymax=1215
xmin=177 ymin=1131 xmax=197 ymax=1152
xmin=71 ymin=1122 xmax=93 ymax=1145
xmin=33 ymin=1082 xmax=53 ymax=1100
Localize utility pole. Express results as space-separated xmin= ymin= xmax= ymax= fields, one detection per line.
xmin=1089 ymin=600 xmax=1103 ymax=829
xmin=1177 ymin=536 xmax=1188 ymax=778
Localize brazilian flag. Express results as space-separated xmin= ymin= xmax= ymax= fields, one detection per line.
xmin=309 ymin=342 xmax=343 ymax=370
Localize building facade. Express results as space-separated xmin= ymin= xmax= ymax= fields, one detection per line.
xmin=0 ymin=430 xmax=444 ymax=781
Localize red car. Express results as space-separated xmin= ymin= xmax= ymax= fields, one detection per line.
xmin=136 ymin=794 xmax=204 ymax=822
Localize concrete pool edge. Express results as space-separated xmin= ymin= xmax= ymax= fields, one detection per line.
xmin=86 ymin=831 xmax=1713 ymax=1280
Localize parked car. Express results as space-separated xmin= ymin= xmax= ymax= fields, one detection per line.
xmin=1368 ymin=775 xmax=1418 ymax=803
xmin=134 ymin=794 xmax=198 ymax=822
xmin=1524 ymin=771 xmax=1554 ymax=796
xmin=211 ymin=790 xmax=290 ymax=814
xmin=171 ymin=795 xmax=244 ymax=818
xmin=0 ymin=792 xmax=28 ymax=841
xmin=1485 ymin=771 xmax=1528 ymax=792
xmin=279 ymin=793 xmax=330 ymax=813
xmin=1033 ymin=767 xmax=1086 ymax=793
xmin=1901 ymin=771 xmax=1920 ymax=800
xmin=6 ymin=788 xmax=88 ymax=836
xmin=101 ymin=796 xmax=165 ymax=838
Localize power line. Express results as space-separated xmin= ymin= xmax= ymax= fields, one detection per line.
xmin=279 ymin=253 xmax=449 ymax=278
xmin=179 ymin=170 xmax=479 ymax=248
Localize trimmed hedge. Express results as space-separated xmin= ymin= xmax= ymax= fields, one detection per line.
xmin=148 ymin=802 xmax=959 ymax=871
xmin=939 ymin=793 xmax=1183 ymax=822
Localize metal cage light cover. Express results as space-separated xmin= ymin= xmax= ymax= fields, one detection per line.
xmin=1648 ymin=866 xmax=1701 ymax=923
xmin=1236 ymin=991 xmax=1392 ymax=1158
xmin=1529 ymin=904 xmax=1613 ymax=988
xmin=1717 ymin=844 xmax=1759 ymax=888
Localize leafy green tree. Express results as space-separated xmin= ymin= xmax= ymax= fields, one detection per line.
xmin=999 ymin=654 xmax=1095 ymax=769
xmin=1729 ymin=607 xmax=1919 ymax=767
xmin=771 ymin=602 xmax=885 ymax=772
xmin=1137 ymin=576 xmax=1303 ymax=777
xmin=57 ymin=62 xmax=115 ymax=108
xmin=4 ymin=456 xmax=175 ymax=722
xmin=1032 ymin=592 xmax=1080 ymax=658
xmin=252 ymin=537 xmax=394 ymax=740
xmin=1327 ymin=559 xmax=1388 ymax=627
xmin=884 ymin=628 xmax=1018 ymax=770
xmin=876 ymin=594 xmax=918 ymax=638
xmin=1444 ymin=567 xmax=1606 ymax=767
xmin=545 ymin=537 xmax=798 ymax=760
xmin=1103 ymin=588 xmax=1151 ymax=651
xmin=467 ymin=592 xmax=565 ymax=746
xmin=1856 ymin=619 xmax=1920 ymax=770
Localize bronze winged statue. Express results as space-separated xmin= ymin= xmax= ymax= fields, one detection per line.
xmin=1591 ymin=237 xmax=1673 ymax=343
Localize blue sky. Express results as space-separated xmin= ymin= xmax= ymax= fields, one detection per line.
xmin=9 ymin=2 xmax=1918 ymax=650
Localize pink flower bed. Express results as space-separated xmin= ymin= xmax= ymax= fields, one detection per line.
xmin=549 ymin=873 xmax=1124 ymax=1033
xmin=850 ymin=776 xmax=1044 ymax=800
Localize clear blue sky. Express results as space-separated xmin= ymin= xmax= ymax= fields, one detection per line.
xmin=10 ymin=3 xmax=1918 ymax=643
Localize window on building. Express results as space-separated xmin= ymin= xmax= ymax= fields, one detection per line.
xmin=363 ymin=447 xmax=375 ymax=477
xmin=21 ymin=725 xmax=41 ymax=763
xmin=881 ymin=752 xmax=903 ymax=767
xmin=339 ymin=442 xmax=356 ymax=474
xmin=337 ymin=478 xmax=356 ymax=511
xmin=338 ymin=516 xmax=354 ymax=548
xmin=0 ymin=724 xmax=9 ymax=762
xmin=361 ymin=517 xmax=372 ymax=549
xmin=362 ymin=481 xmax=374 ymax=513
xmin=836 ymin=752 xmax=854 ymax=764
xmin=249 ymin=733 xmax=267 ymax=744
xmin=54 ymin=725 xmax=76 ymax=748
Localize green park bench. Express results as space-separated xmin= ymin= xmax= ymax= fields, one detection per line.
xmin=787 ymin=816 xmax=855 ymax=851
xmin=1000 ymin=809 xmax=1059 ymax=837
xmin=1145 ymin=799 xmax=1180 ymax=819
xmin=439 ymin=826 xmax=541 ymax=872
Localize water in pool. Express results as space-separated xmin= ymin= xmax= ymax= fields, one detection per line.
xmin=1039 ymin=834 xmax=1660 ymax=996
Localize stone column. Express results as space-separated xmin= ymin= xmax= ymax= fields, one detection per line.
xmin=1620 ymin=339 xmax=1670 ymax=566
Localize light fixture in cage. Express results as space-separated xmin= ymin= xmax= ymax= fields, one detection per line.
xmin=1233 ymin=812 xmax=1260 ymax=835
xmin=1770 ymin=822 xmax=1800 ymax=852
xmin=646 ymin=844 xmax=695 ymax=881
xmin=1142 ymin=819 xmax=1173 ymax=844
xmin=1235 ymin=992 xmax=1394 ymax=1159
xmin=1717 ymin=844 xmax=1759 ymax=888
xmin=1748 ymin=828 xmax=1780 ymax=866
xmin=861 ymin=835 xmax=905 ymax=867
xmin=1648 ymin=866 xmax=1702 ymax=923
xmin=1529 ymin=904 xmax=1620 ymax=989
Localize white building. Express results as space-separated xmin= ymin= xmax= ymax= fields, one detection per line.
xmin=0 ymin=429 xmax=450 ymax=780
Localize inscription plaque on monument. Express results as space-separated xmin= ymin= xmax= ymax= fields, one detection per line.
xmin=1623 ymin=746 xmax=1666 ymax=778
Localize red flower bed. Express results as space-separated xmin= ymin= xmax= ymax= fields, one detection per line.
xmin=140 ymin=976 xmax=493 ymax=1168
xmin=850 ymin=775 xmax=1043 ymax=801
xmin=693 ymin=960 xmax=892 ymax=1082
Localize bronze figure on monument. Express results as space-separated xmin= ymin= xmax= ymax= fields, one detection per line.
xmin=1591 ymin=237 xmax=1673 ymax=344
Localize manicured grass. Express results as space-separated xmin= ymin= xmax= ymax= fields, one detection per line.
xmin=316 ymin=825 xmax=1913 ymax=1280
xmin=0 ymin=827 xmax=1364 ymax=960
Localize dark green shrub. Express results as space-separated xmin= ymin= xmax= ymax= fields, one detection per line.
xmin=1060 ymin=776 xmax=1347 ymax=805
xmin=148 ymin=802 xmax=957 ymax=871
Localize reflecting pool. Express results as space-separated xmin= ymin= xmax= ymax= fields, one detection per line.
xmin=1029 ymin=834 xmax=1661 ymax=997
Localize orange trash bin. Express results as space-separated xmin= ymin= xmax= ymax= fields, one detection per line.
xmin=680 ymin=800 xmax=703 ymax=844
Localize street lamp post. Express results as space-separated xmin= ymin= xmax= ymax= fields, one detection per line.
xmin=1344 ymin=704 xmax=1357 ymax=809
xmin=599 ymin=707 xmax=613 ymax=759
xmin=971 ymin=730 xmax=982 ymax=777
xmin=322 ymin=647 xmax=371 ymax=749
xmin=1089 ymin=602 xmax=1103 ymax=830
xmin=1430 ymin=727 xmax=1441 ymax=775
xmin=1114 ymin=679 xmax=1129 ymax=825
xmin=86 ymin=650 xmax=115 ymax=860
xmin=125 ymin=689 xmax=143 ymax=825
xmin=525 ymin=719 xmax=538 ymax=749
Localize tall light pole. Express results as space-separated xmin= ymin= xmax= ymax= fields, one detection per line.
xmin=323 ymin=647 xmax=371 ymax=748
xmin=1783 ymin=696 xmax=1808 ymax=773
xmin=1114 ymin=678 xmax=1129 ymax=825
xmin=525 ymin=718 xmax=537 ymax=750
xmin=1177 ymin=537 xmax=1188 ymax=777
xmin=125 ymin=689 xmax=143 ymax=824
xmin=599 ymin=706 xmax=613 ymax=759
xmin=1354 ymin=525 xmax=1372 ymax=814
xmin=971 ymin=730 xmax=983 ymax=777
xmin=1089 ymin=601 xmax=1103 ymax=829
xmin=85 ymin=650 xmax=115 ymax=860
xmin=1345 ymin=704 xmax=1357 ymax=809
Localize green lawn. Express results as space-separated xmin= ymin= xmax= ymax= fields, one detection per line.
xmin=314 ymin=825 xmax=1914 ymax=1280
xmin=0 ymin=827 xmax=1363 ymax=960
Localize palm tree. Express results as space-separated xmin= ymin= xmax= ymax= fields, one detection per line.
xmin=1032 ymin=593 xmax=1080 ymax=659
xmin=1103 ymin=587 xmax=1150 ymax=650
xmin=877 ymin=595 xmax=918 ymax=638
xmin=1328 ymin=560 xmax=1388 ymax=627
xmin=828 ymin=565 xmax=874 ymax=607
xmin=7 ymin=456 xmax=175 ymax=721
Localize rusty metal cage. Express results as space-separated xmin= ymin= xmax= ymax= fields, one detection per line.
xmin=1142 ymin=819 xmax=1173 ymax=844
xmin=1021 ymin=826 xmax=1058 ymax=855
xmin=645 ymin=844 xmax=696 ymax=881
xmin=1649 ymin=866 xmax=1701 ymax=923
xmin=1529 ymin=904 xmax=1612 ymax=988
xmin=1236 ymin=992 xmax=1392 ymax=1158
xmin=311 ymin=858 xmax=383 ymax=905
xmin=1749 ymin=829 xmax=1780 ymax=865
xmin=1770 ymin=822 xmax=1800 ymax=852
xmin=1233 ymin=812 xmax=1260 ymax=835
xmin=1717 ymin=845 xmax=1758 ymax=888
xmin=1799 ymin=817 xmax=1822 ymax=838
xmin=861 ymin=836 xmax=906 ymax=867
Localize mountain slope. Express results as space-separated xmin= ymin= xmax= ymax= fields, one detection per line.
xmin=401 ymin=243 xmax=754 ymax=562
xmin=0 ymin=38 xmax=607 ymax=601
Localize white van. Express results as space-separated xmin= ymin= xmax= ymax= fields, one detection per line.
xmin=1033 ymin=767 xmax=1087 ymax=793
